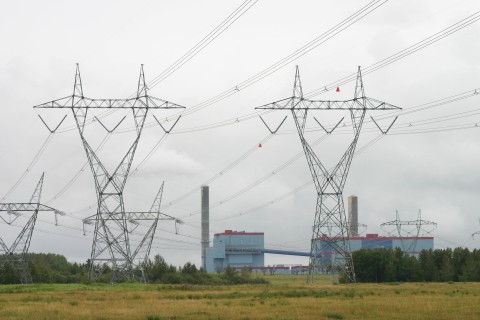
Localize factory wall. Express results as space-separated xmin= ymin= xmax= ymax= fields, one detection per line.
xmin=205 ymin=230 xmax=264 ymax=272
xmin=313 ymin=233 xmax=434 ymax=267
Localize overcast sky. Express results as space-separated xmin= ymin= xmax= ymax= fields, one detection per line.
xmin=1 ymin=0 xmax=480 ymax=267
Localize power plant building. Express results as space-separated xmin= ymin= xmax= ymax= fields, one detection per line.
xmin=202 ymin=193 xmax=435 ymax=273
xmin=205 ymin=230 xmax=265 ymax=272
xmin=313 ymin=233 xmax=434 ymax=269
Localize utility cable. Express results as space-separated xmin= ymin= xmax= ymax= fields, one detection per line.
xmin=45 ymin=133 xmax=111 ymax=205
xmin=161 ymin=133 xmax=275 ymax=209
xmin=147 ymin=0 xmax=259 ymax=88
xmin=1 ymin=133 xmax=55 ymax=201
xmin=305 ymin=11 xmax=480 ymax=98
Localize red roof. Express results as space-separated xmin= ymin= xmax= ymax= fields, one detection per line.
xmin=315 ymin=233 xmax=433 ymax=240
xmin=215 ymin=230 xmax=264 ymax=236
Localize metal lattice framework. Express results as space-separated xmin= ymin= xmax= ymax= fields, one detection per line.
xmin=34 ymin=64 xmax=185 ymax=282
xmin=380 ymin=210 xmax=437 ymax=253
xmin=82 ymin=182 xmax=182 ymax=282
xmin=0 ymin=173 xmax=63 ymax=284
xmin=256 ymin=66 xmax=400 ymax=283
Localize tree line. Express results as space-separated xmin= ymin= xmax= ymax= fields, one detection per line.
xmin=351 ymin=247 xmax=480 ymax=283
xmin=0 ymin=253 xmax=266 ymax=285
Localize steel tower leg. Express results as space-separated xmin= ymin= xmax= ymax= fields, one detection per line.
xmin=131 ymin=183 xmax=164 ymax=283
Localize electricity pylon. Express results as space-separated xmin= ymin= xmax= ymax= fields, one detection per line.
xmin=256 ymin=66 xmax=400 ymax=283
xmin=0 ymin=173 xmax=63 ymax=284
xmin=82 ymin=182 xmax=182 ymax=283
xmin=380 ymin=210 xmax=437 ymax=253
xmin=34 ymin=64 xmax=185 ymax=282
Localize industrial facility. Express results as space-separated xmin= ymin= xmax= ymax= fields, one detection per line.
xmin=202 ymin=191 xmax=435 ymax=273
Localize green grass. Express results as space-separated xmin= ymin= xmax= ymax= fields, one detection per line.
xmin=0 ymin=276 xmax=479 ymax=319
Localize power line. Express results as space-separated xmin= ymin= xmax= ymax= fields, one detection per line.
xmin=1 ymin=133 xmax=55 ymax=202
xmin=111 ymin=0 xmax=390 ymax=134
xmin=305 ymin=11 xmax=480 ymax=98
xmin=147 ymin=0 xmax=259 ymax=88
xmin=177 ymin=0 xmax=390 ymax=118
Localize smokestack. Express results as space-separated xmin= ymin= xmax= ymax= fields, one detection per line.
xmin=348 ymin=195 xmax=358 ymax=237
xmin=201 ymin=185 xmax=209 ymax=270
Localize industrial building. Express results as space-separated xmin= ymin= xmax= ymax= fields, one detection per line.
xmin=205 ymin=230 xmax=265 ymax=272
xmin=313 ymin=233 xmax=434 ymax=270
xmin=201 ymin=188 xmax=435 ymax=273
xmin=204 ymin=231 xmax=434 ymax=273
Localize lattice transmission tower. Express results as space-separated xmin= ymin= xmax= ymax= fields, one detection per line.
xmin=0 ymin=173 xmax=63 ymax=284
xmin=34 ymin=65 xmax=185 ymax=282
xmin=380 ymin=210 xmax=437 ymax=253
xmin=256 ymin=66 xmax=400 ymax=283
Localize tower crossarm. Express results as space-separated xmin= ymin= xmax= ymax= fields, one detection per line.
xmin=0 ymin=203 xmax=58 ymax=212
xmin=33 ymin=95 xmax=186 ymax=110
xmin=381 ymin=220 xmax=437 ymax=227
xmin=255 ymin=97 xmax=400 ymax=111
xmin=83 ymin=212 xmax=181 ymax=223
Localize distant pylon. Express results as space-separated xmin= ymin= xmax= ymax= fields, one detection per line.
xmin=255 ymin=66 xmax=400 ymax=284
xmin=0 ymin=174 xmax=64 ymax=284
xmin=381 ymin=210 xmax=437 ymax=253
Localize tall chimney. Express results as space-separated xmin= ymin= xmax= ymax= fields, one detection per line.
xmin=348 ymin=195 xmax=358 ymax=237
xmin=201 ymin=185 xmax=209 ymax=270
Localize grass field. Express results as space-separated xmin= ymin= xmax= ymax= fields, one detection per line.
xmin=0 ymin=275 xmax=479 ymax=319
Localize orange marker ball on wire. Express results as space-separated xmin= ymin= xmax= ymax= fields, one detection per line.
xmin=336 ymin=87 xmax=340 ymax=92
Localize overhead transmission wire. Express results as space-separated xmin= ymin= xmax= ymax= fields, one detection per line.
xmin=178 ymin=134 xmax=329 ymax=219
xmin=37 ymin=88 xmax=480 ymax=227
xmin=51 ymin=96 xmax=480 ymax=253
xmin=321 ymin=105 xmax=480 ymax=136
xmin=47 ymin=203 xmax=202 ymax=243
xmin=161 ymin=133 xmax=275 ymax=210
xmin=1 ymin=133 xmax=55 ymax=202
xmin=278 ymin=87 xmax=480 ymax=135
xmin=2 ymin=203 xmax=202 ymax=245
xmin=124 ymin=90 xmax=480 ymax=233
xmin=112 ymin=0 xmax=390 ymax=135
xmin=304 ymin=10 xmax=480 ymax=99
xmin=55 ymin=130 xmax=274 ymax=220
xmin=60 ymin=2 xmax=479 ymax=137
xmin=182 ymin=90 xmax=480 ymax=225
xmin=64 ymin=1 xmax=395 ymax=214
xmin=146 ymin=0 xmax=259 ymax=88
xmin=199 ymin=132 xmax=385 ymax=224
xmin=124 ymin=8 xmax=480 ymax=137
xmin=24 ymin=5 xmax=480 ymax=244
xmin=11 ymin=107 xmax=479 ymax=253
xmin=0 ymin=218 xmax=200 ymax=249
xmin=45 ymin=133 xmax=111 ymax=205
xmin=174 ymin=0 xmax=389 ymax=118
xmin=130 ymin=133 xmax=168 ymax=176
xmin=56 ymin=0 xmax=260 ymax=134
xmin=34 ymin=0 xmax=264 ymax=212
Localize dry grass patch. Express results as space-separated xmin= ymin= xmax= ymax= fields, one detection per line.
xmin=0 ymin=279 xmax=479 ymax=319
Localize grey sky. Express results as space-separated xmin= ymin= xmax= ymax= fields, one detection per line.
xmin=1 ymin=0 xmax=480 ymax=267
